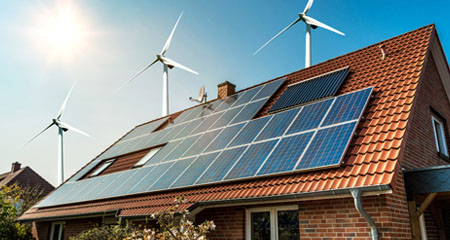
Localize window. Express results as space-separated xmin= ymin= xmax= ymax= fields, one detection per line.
xmin=246 ymin=205 xmax=299 ymax=240
xmin=134 ymin=146 xmax=163 ymax=167
xmin=432 ymin=115 xmax=449 ymax=157
xmin=50 ymin=222 xmax=65 ymax=240
xmin=90 ymin=159 xmax=115 ymax=177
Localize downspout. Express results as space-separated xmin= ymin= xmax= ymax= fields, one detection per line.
xmin=350 ymin=189 xmax=379 ymax=240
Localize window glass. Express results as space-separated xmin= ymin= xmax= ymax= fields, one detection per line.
xmin=51 ymin=223 xmax=65 ymax=240
xmin=90 ymin=160 xmax=114 ymax=177
xmin=277 ymin=210 xmax=300 ymax=240
xmin=432 ymin=116 xmax=449 ymax=157
xmin=135 ymin=147 xmax=162 ymax=167
xmin=251 ymin=212 xmax=271 ymax=240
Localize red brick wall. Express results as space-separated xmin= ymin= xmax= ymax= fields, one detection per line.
xmin=32 ymin=221 xmax=50 ymax=240
xmin=63 ymin=217 xmax=101 ymax=239
xmin=195 ymin=206 xmax=246 ymax=240
xmin=402 ymin=55 xmax=450 ymax=170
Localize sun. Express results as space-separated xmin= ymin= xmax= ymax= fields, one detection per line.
xmin=32 ymin=1 xmax=91 ymax=58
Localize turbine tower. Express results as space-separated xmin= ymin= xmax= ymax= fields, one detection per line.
xmin=27 ymin=83 xmax=89 ymax=185
xmin=254 ymin=0 xmax=345 ymax=68
xmin=119 ymin=12 xmax=198 ymax=116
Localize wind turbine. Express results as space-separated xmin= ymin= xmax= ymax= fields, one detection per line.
xmin=27 ymin=83 xmax=89 ymax=185
xmin=189 ymin=85 xmax=207 ymax=103
xmin=254 ymin=0 xmax=345 ymax=68
xmin=119 ymin=12 xmax=199 ymax=116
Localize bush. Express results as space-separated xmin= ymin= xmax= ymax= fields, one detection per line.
xmin=72 ymin=196 xmax=215 ymax=240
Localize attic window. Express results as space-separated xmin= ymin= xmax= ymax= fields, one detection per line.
xmin=268 ymin=67 xmax=349 ymax=113
xmin=134 ymin=146 xmax=163 ymax=167
xmin=432 ymin=115 xmax=449 ymax=157
xmin=90 ymin=159 xmax=115 ymax=177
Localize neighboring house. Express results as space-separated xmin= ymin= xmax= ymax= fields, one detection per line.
xmin=20 ymin=25 xmax=450 ymax=240
xmin=0 ymin=162 xmax=54 ymax=196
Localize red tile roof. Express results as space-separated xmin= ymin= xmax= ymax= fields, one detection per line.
xmin=20 ymin=24 xmax=435 ymax=221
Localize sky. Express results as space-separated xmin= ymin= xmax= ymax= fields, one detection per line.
xmin=1 ymin=0 xmax=450 ymax=186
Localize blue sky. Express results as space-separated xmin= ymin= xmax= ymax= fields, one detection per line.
xmin=1 ymin=0 xmax=449 ymax=185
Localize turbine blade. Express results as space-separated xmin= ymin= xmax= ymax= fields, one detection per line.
xmin=117 ymin=58 xmax=159 ymax=92
xmin=160 ymin=56 xmax=199 ymax=75
xmin=161 ymin=12 xmax=184 ymax=55
xmin=302 ymin=15 xmax=345 ymax=36
xmin=57 ymin=82 xmax=76 ymax=119
xmin=56 ymin=121 xmax=90 ymax=137
xmin=26 ymin=122 xmax=55 ymax=144
xmin=303 ymin=0 xmax=314 ymax=14
xmin=254 ymin=17 xmax=301 ymax=55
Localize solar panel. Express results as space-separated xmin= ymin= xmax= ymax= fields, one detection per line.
xmin=296 ymin=122 xmax=356 ymax=170
xmin=196 ymin=146 xmax=247 ymax=184
xmin=121 ymin=117 xmax=169 ymax=141
xmin=173 ymin=117 xmax=204 ymax=139
xmin=268 ymin=68 xmax=348 ymax=112
xmin=230 ymin=98 xmax=268 ymax=125
xmin=171 ymin=152 xmax=220 ymax=188
xmin=158 ymin=122 xmax=189 ymax=143
xmin=257 ymin=131 xmax=314 ymax=175
xmin=179 ymin=106 xmax=204 ymax=123
xmin=182 ymin=129 xmax=222 ymax=158
xmin=198 ymin=99 xmax=225 ymax=117
xmin=128 ymin=162 xmax=174 ymax=194
xmin=111 ymin=166 xmax=155 ymax=196
xmin=209 ymin=105 xmax=244 ymax=130
xmin=225 ymin=140 xmax=278 ymax=179
xmin=148 ymin=157 xmax=196 ymax=191
xmin=229 ymin=116 xmax=271 ymax=147
xmin=205 ymin=123 xmax=246 ymax=152
xmin=253 ymin=78 xmax=285 ymax=100
xmin=230 ymin=85 xmax=263 ymax=107
xmin=255 ymin=107 xmax=301 ymax=141
xmin=213 ymin=93 xmax=240 ymax=112
xmin=38 ymin=87 xmax=373 ymax=208
xmin=321 ymin=87 xmax=372 ymax=126
xmin=68 ymin=160 xmax=101 ymax=181
xmin=191 ymin=112 xmax=224 ymax=135
xmin=286 ymin=99 xmax=333 ymax=135
xmin=95 ymin=172 xmax=131 ymax=199
xmin=163 ymin=135 xmax=200 ymax=162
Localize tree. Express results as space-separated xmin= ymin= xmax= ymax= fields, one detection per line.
xmin=0 ymin=184 xmax=33 ymax=240
xmin=72 ymin=196 xmax=215 ymax=240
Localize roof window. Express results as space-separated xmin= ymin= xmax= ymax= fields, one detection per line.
xmin=134 ymin=146 xmax=163 ymax=167
xmin=90 ymin=159 xmax=115 ymax=177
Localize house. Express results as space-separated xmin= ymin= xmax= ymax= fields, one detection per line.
xmin=1 ymin=162 xmax=54 ymax=195
xmin=20 ymin=24 xmax=450 ymax=239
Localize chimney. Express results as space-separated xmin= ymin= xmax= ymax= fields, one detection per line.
xmin=11 ymin=162 xmax=21 ymax=173
xmin=217 ymin=81 xmax=236 ymax=99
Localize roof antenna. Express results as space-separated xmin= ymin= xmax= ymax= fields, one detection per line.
xmin=189 ymin=85 xmax=207 ymax=103
xmin=379 ymin=44 xmax=386 ymax=60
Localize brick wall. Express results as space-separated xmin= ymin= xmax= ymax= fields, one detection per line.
xmin=402 ymin=55 xmax=450 ymax=170
xmin=63 ymin=217 xmax=101 ymax=239
xmin=32 ymin=221 xmax=50 ymax=240
xmin=195 ymin=206 xmax=246 ymax=240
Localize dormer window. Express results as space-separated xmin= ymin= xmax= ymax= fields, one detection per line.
xmin=134 ymin=146 xmax=163 ymax=167
xmin=431 ymin=115 xmax=448 ymax=157
xmin=90 ymin=159 xmax=115 ymax=177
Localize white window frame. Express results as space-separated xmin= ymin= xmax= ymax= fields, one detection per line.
xmin=245 ymin=205 xmax=299 ymax=240
xmin=90 ymin=159 xmax=115 ymax=177
xmin=49 ymin=221 xmax=65 ymax=240
xmin=431 ymin=115 xmax=449 ymax=157
xmin=134 ymin=146 xmax=163 ymax=167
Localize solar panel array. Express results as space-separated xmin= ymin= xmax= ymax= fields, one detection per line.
xmin=39 ymin=82 xmax=371 ymax=208
xmin=269 ymin=67 xmax=349 ymax=113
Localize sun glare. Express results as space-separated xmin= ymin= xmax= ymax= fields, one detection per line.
xmin=32 ymin=1 xmax=91 ymax=58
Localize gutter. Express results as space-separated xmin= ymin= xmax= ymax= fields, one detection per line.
xmin=350 ymin=189 xmax=379 ymax=240
xmin=18 ymin=210 xmax=117 ymax=223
